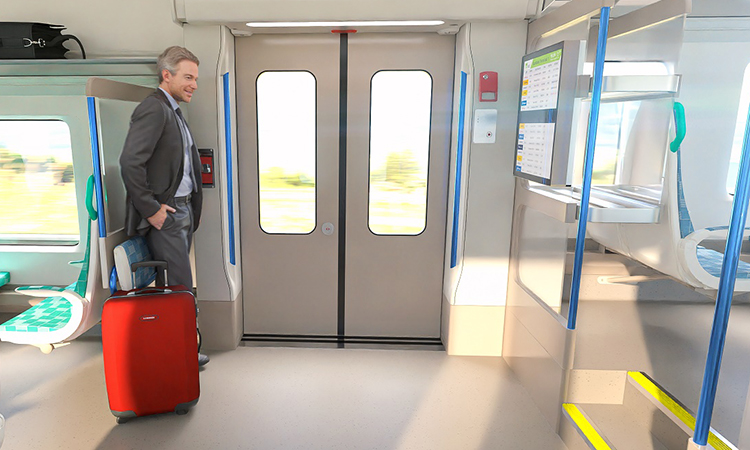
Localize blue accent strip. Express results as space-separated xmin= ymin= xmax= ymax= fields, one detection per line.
xmin=694 ymin=89 xmax=750 ymax=446
xmin=223 ymin=73 xmax=236 ymax=266
xmin=450 ymin=72 xmax=468 ymax=269
xmin=567 ymin=7 xmax=610 ymax=330
xmin=109 ymin=266 xmax=117 ymax=295
xmin=87 ymin=97 xmax=106 ymax=238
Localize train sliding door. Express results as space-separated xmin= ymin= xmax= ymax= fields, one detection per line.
xmin=237 ymin=35 xmax=340 ymax=337
xmin=236 ymin=32 xmax=454 ymax=340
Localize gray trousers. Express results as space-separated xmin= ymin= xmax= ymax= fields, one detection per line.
xmin=146 ymin=197 xmax=193 ymax=289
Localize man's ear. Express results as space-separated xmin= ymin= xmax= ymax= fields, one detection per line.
xmin=161 ymin=69 xmax=171 ymax=82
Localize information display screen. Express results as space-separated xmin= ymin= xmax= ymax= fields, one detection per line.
xmin=514 ymin=42 xmax=565 ymax=184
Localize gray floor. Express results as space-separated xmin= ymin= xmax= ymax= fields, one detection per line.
xmin=580 ymin=404 xmax=669 ymax=450
xmin=0 ymin=335 xmax=567 ymax=450
xmin=574 ymin=299 xmax=750 ymax=444
xmin=7 ymin=277 xmax=746 ymax=448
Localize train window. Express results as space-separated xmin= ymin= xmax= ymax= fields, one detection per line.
xmin=0 ymin=120 xmax=79 ymax=245
xmin=256 ymin=71 xmax=316 ymax=234
xmin=589 ymin=62 xmax=669 ymax=185
xmin=368 ymin=70 xmax=432 ymax=235
xmin=592 ymin=102 xmax=641 ymax=184
xmin=727 ymin=63 xmax=750 ymax=195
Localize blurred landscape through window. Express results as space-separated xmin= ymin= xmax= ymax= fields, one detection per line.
xmin=256 ymin=71 xmax=317 ymax=234
xmin=0 ymin=120 xmax=79 ymax=244
xmin=369 ymin=71 xmax=432 ymax=235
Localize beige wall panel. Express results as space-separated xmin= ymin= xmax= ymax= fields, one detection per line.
xmin=504 ymin=309 xmax=568 ymax=429
xmin=506 ymin=288 xmax=569 ymax=367
xmin=199 ymin=296 xmax=243 ymax=351
xmin=441 ymin=296 xmax=505 ymax=356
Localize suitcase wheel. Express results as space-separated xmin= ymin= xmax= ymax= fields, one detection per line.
xmin=116 ymin=416 xmax=130 ymax=424
xmin=176 ymin=408 xmax=189 ymax=416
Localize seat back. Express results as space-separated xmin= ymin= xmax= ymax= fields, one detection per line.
xmin=0 ymin=175 xmax=106 ymax=346
xmin=113 ymin=235 xmax=156 ymax=291
xmin=586 ymin=99 xmax=685 ymax=277
xmin=585 ymin=100 xmax=704 ymax=287
xmin=72 ymin=177 xmax=96 ymax=297
xmin=673 ymin=102 xmax=695 ymax=240
xmin=589 ymin=102 xmax=750 ymax=291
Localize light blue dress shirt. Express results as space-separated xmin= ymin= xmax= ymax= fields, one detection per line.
xmin=159 ymin=87 xmax=195 ymax=197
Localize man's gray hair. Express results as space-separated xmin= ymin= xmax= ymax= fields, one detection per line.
xmin=157 ymin=46 xmax=200 ymax=82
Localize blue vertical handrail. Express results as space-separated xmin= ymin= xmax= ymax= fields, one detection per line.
xmin=86 ymin=97 xmax=107 ymax=238
xmin=693 ymin=102 xmax=750 ymax=446
xmin=567 ymin=7 xmax=610 ymax=330
xmin=451 ymin=71 xmax=468 ymax=269
xmin=222 ymin=73 xmax=236 ymax=266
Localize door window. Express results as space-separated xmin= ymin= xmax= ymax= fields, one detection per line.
xmin=368 ymin=70 xmax=432 ymax=235
xmin=256 ymin=71 xmax=317 ymax=234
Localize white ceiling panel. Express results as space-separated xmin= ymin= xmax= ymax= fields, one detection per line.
xmin=179 ymin=0 xmax=539 ymax=24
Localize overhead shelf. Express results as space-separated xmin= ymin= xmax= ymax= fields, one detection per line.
xmin=0 ymin=59 xmax=157 ymax=77
xmin=523 ymin=184 xmax=662 ymax=224
xmin=0 ymin=60 xmax=158 ymax=96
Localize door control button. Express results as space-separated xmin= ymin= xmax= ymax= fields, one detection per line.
xmin=322 ymin=222 xmax=334 ymax=236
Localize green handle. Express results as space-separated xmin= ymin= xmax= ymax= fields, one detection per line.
xmin=670 ymin=101 xmax=686 ymax=153
xmin=85 ymin=175 xmax=98 ymax=221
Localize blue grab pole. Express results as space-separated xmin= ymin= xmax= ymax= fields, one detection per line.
xmin=567 ymin=7 xmax=610 ymax=330
xmin=693 ymin=102 xmax=750 ymax=446
xmin=87 ymin=97 xmax=107 ymax=238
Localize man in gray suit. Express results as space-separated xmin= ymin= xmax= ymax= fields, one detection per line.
xmin=120 ymin=46 xmax=208 ymax=366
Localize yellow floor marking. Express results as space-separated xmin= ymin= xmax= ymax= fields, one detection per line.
xmin=563 ymin=403 xmax=613 ymax=450
xmin=628 ymin=371 xmax=731 ymax=450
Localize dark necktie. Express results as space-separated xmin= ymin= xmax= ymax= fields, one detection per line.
xmin=175 ymin=107 xmax=186 ymax=124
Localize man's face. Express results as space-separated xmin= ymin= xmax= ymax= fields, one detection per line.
xmin=162 ymin=60 xmax=199 ymax=103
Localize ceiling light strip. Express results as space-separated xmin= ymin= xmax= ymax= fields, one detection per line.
xmin=246 ymin=20 xmax=444 ymax=28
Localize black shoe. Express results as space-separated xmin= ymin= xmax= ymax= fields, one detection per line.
xmin=198 ymin=353 xmax=210 ymax=366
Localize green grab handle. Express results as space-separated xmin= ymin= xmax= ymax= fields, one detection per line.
xmin=85 ymin=175 xmax=98 ymax=221
xmin=671 ymin=101 xmax=686 ymax=153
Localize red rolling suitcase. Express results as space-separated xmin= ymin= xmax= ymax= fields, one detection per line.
xmin=102 ymin=263 xmax=199 ymax=423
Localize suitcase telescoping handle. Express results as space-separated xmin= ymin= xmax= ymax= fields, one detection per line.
xmin=127 ymin=260 xmax=200 ymax=348
xmin=128 ymin=260 xmax=169 ymax=295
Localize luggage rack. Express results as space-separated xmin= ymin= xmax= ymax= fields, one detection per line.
xmin=586 ymin=74 xmax=682 ymax=102
xmin=523 ymin=183 xmax=661 ymax=224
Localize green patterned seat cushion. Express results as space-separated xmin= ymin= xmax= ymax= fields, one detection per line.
xmin=0 ymin=176 xmax=95 ymax=341
xmin=0 ymin=292 xmax=73 ymax=333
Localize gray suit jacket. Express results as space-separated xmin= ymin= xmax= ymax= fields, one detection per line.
xmin=120 ymin=89 xmax=203 ymax=236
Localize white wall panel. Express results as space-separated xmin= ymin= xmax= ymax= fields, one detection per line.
xmin=454 ymin=21 xmax=527 ymax=307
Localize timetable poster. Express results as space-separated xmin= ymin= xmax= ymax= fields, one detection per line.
xmin=520 ymin=48 xmax=562 ymax=112
xmin=516 ymin=123 xmax=556 ymax=179
xmin=514 ymin=43 xmax=564 ymax=184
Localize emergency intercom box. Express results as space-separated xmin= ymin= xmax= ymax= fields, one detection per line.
xmin=199 ymin=148 xmax=215 ymax=188
xmin=479 ymin=71 xmax=498 ymax=102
